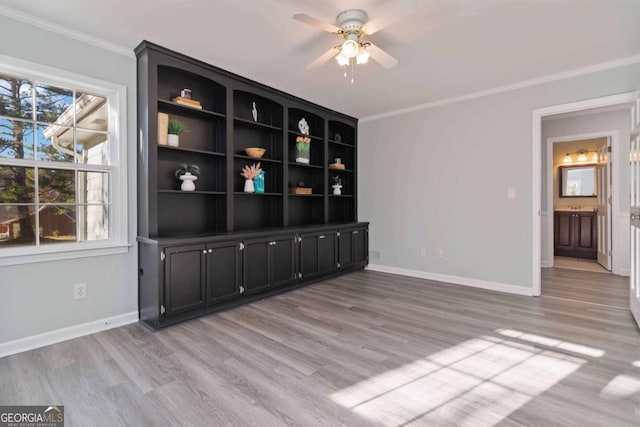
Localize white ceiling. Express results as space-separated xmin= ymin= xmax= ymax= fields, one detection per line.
xmin=2 ymin=0 xmax=640 ymax=118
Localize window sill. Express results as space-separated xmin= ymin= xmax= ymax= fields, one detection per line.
xmin=0 ymin=241 xmax=132 ymax=267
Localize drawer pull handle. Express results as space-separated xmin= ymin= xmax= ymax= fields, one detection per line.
xmin=319 ymin=235 xmax=325 ymax=239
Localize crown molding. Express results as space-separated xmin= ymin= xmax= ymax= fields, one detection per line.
xmin=0 ymin=5 xmax=134 ymax=58
xmin=360 ymin=54 xmax=640 ymax=122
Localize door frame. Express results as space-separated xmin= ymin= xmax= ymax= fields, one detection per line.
xmin=544 ymin=130 xmax=618 ymax=272
xmin=532 ymin=91 xmax=638 ymax=296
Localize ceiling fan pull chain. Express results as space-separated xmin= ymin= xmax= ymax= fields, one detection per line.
xmin=351 ymin=58 xmax=355 ymax=84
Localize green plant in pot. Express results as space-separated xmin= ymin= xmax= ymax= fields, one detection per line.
xmin=167 ymin=120 xmax=187 ymax=147
xmin=331 ymin=175 xmax=343 ymax=195
xmin=175 ymin=163 xmax=200 ymax=191
xmin=295 ymin=135 xmax=311 ymax=164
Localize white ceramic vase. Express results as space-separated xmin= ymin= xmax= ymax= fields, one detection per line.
xmin=180 ymin=172 xmax=197 ymax=191
xmin=332 ymin=184 xmax=342 ymax=195
xmin=244 ymin=179 xmax=255 ymax=193
xmin=167 ymin=134 xmax=179 ymax=147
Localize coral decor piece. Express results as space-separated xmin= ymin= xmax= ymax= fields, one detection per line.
xmin=240 ymin=162 xmax=262 ymax=180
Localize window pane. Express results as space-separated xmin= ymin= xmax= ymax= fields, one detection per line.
xmin=37 ymin=123 xmax=73 ymax=162
xmin=36 ymin=83 xmax=73 ymax=124
xmin=78 ymin=204 xmax=108 ymax=241
xmin=0 ymin=166 xmax=35 ymax=203
xmin=39 ymin=205 xmax=76 ymax=244
xmin=0 ymin=118 xmax=34 ymax=159
xmin=76 ymin=129 xmax=108 ymax=165
xmin=78 ymin=171 xmax=108 ymax=204
xmin=76 ymin=92 xmax=108 ymax=132
xmin=0 ymin=75 xmax=32 ymax=120
xmin=39 ymin=168 xmax=75 ymax=203
xmin=0 ymin=205 xmax=36 ymax=247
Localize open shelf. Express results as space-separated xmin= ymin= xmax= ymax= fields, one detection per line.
xmin=158 ymin=99 xmax=225 ymax=120
xmin=234 ymin=154 xmax=281 ymax=164
xmin=158 ymin=145 xmax=225 ymax=157
xmin=138 ymin=42 xmax=357 ymax=238
xmin=234 ymin=117 xmax=282 ymax=131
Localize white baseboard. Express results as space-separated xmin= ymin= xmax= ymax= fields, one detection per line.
xmin=365 ymin=264 xmax=534 ymax=296
xmin=0 ymin=311 xmax=138 ymax=359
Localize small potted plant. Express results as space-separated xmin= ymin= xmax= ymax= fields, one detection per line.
xmin=175 ymin=163 xmax=200 ymax=191
xmin=295 ymin=135 xmax=311 ymax=164
xmin=240 ymin=162 xmax=262 ymax=193
xmin=331 ymin=175 xmax=343 ymax=195
xmin=167 ymin=120 xmax=187 ymax=147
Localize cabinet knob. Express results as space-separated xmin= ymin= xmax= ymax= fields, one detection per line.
xmin=208 ymin=249 xmax=213 ymax=253
xmin=353 ymin=231 xmax=359 ymax=235
xmin=319 ymin=235 xmax=325 ymax=239
xmin=269 ymin=241 xmax=277 ymax=246
xmin=202 ymin=249 xmax=207 ymax=254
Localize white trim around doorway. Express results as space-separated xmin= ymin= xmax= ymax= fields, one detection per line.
xmin=532 ymin=92 xmax=638 ymax=296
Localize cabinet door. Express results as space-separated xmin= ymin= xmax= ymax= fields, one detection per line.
xmin=338 ymin=229 xmax=354 ymax=269
xmin=300 ymin=233 xmax=320 ymax=279
xmin=270 ymin=235 xmax=297 ymax=288
xmin=575 ymin=212 xmax=597 ymax=259
xmin=243 ymin=237 xmax=271 ymax=295
xmin=206 ymin=241 xmax=241 ymax=305
xmin=164 ymin=244 xmax=206 ymax=316
xmin=554 ymin=212 xmax=574 ymax=257
xmin=353 ymin=228 xmax=368 ymax=266
xmin=318 ymin=231 xmax=338 ymax=274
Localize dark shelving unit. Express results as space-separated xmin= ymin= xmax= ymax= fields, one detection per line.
xmin=136 ymin=41 xmax=366 ymax=330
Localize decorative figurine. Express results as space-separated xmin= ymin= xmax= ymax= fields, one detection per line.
xmin=298 ymin=118 xmax=309 ymax=135
xmin=252 ymin=101 xmax=258 ymax=122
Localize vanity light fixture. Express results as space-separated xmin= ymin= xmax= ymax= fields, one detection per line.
xmin=562 ymin=149 xmax=598 ymax=164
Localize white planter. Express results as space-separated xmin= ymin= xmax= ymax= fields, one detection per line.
xmin=244 ymin=179 xmax=255 ymax=193
xmin=179 ymin=172 xmax=197 ymax=191
xmin=167 ymin=134 xmax=179 ymax=147
xmin=332 ymin=184 xmax=342 ymax=195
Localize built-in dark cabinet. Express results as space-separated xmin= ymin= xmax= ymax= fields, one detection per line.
xmin=300 ymin=230 xmax=338 ymax=280
xmin=338 ymin=226 xmax=368 ymax=269
xmin=206 ymin=241 xmax=241 ymax=305
xmin=554 ymin=211 xmax=597 ymax=259
xmin=164 ymin=245 xmax=206 ymax=316
xmin=242 ymin=234 xmax=296 ymax=293
xmin=136 ymin=41 xmax=367 ymax=330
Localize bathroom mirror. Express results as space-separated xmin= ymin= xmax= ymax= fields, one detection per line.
xmin=559 ymin=165 xmax=596 ymax=197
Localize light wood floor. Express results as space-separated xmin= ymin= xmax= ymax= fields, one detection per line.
xmin=1 ymin=270 xmax=639 ymax=426
xmin=553 ymin=256 xmax=609 ymax=274
xmin=542 ymin=267 xmax=629 ymax=308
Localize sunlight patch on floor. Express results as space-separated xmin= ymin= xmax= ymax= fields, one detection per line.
xmin=330 ymin=331 xmax=586 ymax=426
xmin=497 ymin=329 xmax=605 ymax=358
xmin=599 ymin=374 xmax=640 ymax=399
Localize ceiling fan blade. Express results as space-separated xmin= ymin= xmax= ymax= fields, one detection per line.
xmin=364 ymin=0 xmax=417 ymax=34
xmin=307 ymin=47 xmax=339 ymax=70
xmin=367 ymin=44 xmax=399 ymax=69
xmin=293 ymin=13 xmax=342 ymax=33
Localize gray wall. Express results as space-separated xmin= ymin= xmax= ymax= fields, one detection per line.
xmin=359 ymin=63 xmax=640 ymax=288
xmin=0 ymin=16 xmax=137 ymax=343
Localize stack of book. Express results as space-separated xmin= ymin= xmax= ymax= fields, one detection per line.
xmin=172 ymin=96 xmax=202 ymax=109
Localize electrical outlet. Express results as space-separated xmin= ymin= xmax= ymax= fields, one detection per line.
xmin=437 ymin=249 xmax=444 ymax=259
xmin=420 ymin=247 xmax=427 ymax=257
xmin=73 ymin=283 xmax=87 ymax=300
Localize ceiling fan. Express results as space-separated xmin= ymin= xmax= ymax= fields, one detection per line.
xmin=294 ymin=0 xmax=416 ymax=70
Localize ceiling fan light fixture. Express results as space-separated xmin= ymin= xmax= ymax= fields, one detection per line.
xmin=335 ymin=52 xmax=349 ymax=66
xmin=356 ymin=49 xmax=370 ymax=64
xmin=341 ymin=33 xmax=360 ymax=58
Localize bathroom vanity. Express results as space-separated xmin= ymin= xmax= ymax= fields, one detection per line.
xmin=553 ymin=209 xmax=597 ymax=259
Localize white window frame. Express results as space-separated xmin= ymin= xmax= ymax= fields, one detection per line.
xmin=0 ymin=54 xmax=129 ymax=266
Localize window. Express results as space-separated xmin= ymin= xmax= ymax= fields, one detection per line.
xmin=0 ymin=60 xmax=127 ymax=265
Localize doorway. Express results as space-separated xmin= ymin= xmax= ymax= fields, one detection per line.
xmin=545 ymin=133 xmax=614 ymax=274
xmin=531 ymin=92 xmax=637 ymax=296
